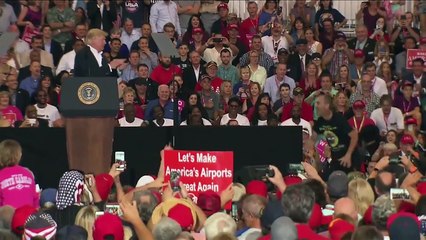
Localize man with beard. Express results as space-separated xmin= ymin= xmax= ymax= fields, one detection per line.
xmin=150 ymin=53 xmax=182 ymax=85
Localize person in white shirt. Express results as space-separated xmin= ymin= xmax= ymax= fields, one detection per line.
xmin=34 ymin=89 xmax=61 ymax=127
xmin=56 ymin=39 xmax=85 ymax=75
xmin=150 ymin=0 xmax=182 ymax=36
xmin=370 ymin=95 xmax=404 ymax=136
xmin=357 ymin=62 xmax=388 ymax=97
xmin=118 ymin=104 xmax=144 ymax=127
xmin=120 ymin=18 xmax=141 ymax=51
xmin=220 ymin=97 xmax=250 ymax=126
xmin=261 ymin=23 xmax=292 ymax=63
xmin=180 ymin=106 xmax=212 ymax=126
xmin=152 ymin=105 xmax=174 ymax=127
xmin=280 ymin=104 xmax=312 ymax=136
xmin=264 ymin=63 xmax=296 ymax=103
xmin=203 ymin=33 xmax=233 ymax=66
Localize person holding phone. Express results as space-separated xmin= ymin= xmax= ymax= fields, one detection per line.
xmin=391 ymin=12 xmax=421 ymax=55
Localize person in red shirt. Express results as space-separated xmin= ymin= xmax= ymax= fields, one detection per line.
xmin=348 ymin=100 xmax=375 ymax=133
xmin=195 ymin=61 xmax=223 ymax=94
xmin=150 ymin=53 xmax=182 ymax=85
xmin=281 ymin=87 xmax=314 ymax=125
xmin=240 ymin=1 xmax=259 ymax=46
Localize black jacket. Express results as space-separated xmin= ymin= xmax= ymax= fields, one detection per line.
xmin=347 ymin=38 xmax=376 ymax=62
xmin=44 ymin=40 xmax=63 ymax=66
xmin=182 ymin=65 xmax=207 ymax=95
xmin=74 ymin=46 xmax=112 ymax=77
xmin=286 ymin=53 xmax=312 ymax=82
xmin=86 ymin=0 xmax=117 ymax=32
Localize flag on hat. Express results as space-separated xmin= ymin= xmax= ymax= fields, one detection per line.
xmin=24 ymin=212 xmax=57 ymax=240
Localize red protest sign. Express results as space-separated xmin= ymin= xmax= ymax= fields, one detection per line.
xmin=164 ymin=150 xmax=233 ymax=203
xmin=22 ymin=26 xmax=40 ymax=45
xmin=406 ymin=49 xmax=426 ymax=69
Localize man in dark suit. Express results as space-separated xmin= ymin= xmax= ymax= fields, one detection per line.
xmin=64 ymin=23 xmax=88 ymax=53
xmin=41 ymin=25 xmax=63 ymax=66
xmin=287 ymin=39 xmax=312 ymax=83
xmin=182 ymin=51 xmax=206 ymax=98
xmin=17 ymin=50 xmax=53 ymax=83
xmin=404 ymin=58 xmax=426 ymax=88
xmin=0 ymin=74 xmax=30 ymax=115
xmin=74 ymin=29 xmax=124 ymax=77
xmin=347 ymin=25 xmax=376 ymax=62
xmin=87 ymin=0 xmax=117 ymax=33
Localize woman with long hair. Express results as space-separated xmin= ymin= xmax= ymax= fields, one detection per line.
xmin=242 ymin=82 xmax=261 ymax=114
xmin=74 ymin=7 xmax=87 ymax=25
xmin=37 ymin=75 xmax=59 ymax=107
xmin=290 ymin=0 xmax=312 ymax=27
xmin=75 ymin=205 xmax=99 ymax=240
xmin=334 ymin=65 xmax=355 ymax=97
xmin=305 ymin=28 xmax=323 ymax=55
xmin=348 ymin=178 xmax=375 ymax=217
xmin=333 ymin=91 xmax=354 ymax=119
xmin=377 ymin=62 xmax=398 ymax=99
xmin=182 ymin=15 xmax=209 ymax=44
xmin=369 ymin=16 xmax=390 ymax=42
xmin=251 ymin=102 xmax=274 ymax=126
xmin=181 ymin=92 xmax=209 ymax=122
xmin=181 ymin=105 xmax=212 ymax=126
xmin=299 ymin=62 xmax=320 ymax=96
xmin=290 ymin=17 xmax=306 ymax=43
xmin=17 ymin=0 xmax=43 ymax=30
xmin=247 ymin=93 xmax=272 ymax=121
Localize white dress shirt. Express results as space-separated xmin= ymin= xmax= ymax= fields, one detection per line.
xmin=120 ymin=30 xmax=142 ymax=51
xmin=370 ymin=107 xmax=404 ymax=134
xmin=356 ymin=76 xmax=388 ymax=97
xmin=56 ymin=50 xmax=76 ymax=74
xmin=150 ymin=1 xmax=182 ymax=35
xmin=89 ymin=45 xmax=103 ymax=67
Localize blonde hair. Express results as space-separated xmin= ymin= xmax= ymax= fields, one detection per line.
xmin=0 ymin=139 xmax=22 ymax=169
xmin=75 ymin=205 xmax=99 ymax=240
xmin=239 ymin=66 xmax=251 ymax=78
xmin=86 ymin=28 xmax=107 ymax=45
xmin=348 ymin=178 xmax=375 ymax=216
xmin=204 ymin=213 xmax=237 ymax=240
xmin=122 ymin=87 xmax=135 ymax=97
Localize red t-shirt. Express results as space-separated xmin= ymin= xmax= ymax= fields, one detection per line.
xmin=296 ymin=224 xmax=329 ymax=240
xmin=195 ymin=77 xmax=223 ymax=94
xmin=281 ymin=102 xmax=314 ymax=122
xmin=240 ymin=17 xmax=258 ymax=47
xmin=150 ymin=65 xmax=182 ymax=85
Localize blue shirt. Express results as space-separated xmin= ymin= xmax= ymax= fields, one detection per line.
xmin=144 ymin=99 xmax=178 ymax=122
xmin=19 ymin=76 xmax=39 ymax=97
xmin=264 ymin=75 xmax=295 ymax=103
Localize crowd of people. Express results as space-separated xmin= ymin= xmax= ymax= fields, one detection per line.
xmin=0 ymin=0 xmax=426 ymax=239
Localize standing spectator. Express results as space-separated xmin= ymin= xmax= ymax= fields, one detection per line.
xmin=280 ymin=104 xmax=312 ymax=136
xmin=130 ymin=23 xmax=159 ymax=54
xmin=203 ymin=34 xmax=236 ymax=66
xmin=150 ymin=0 xmax=181 ymax=36
xmin=19 ymin=61 xmax=41 ymax=98
xmin=369 ymin=16 xmax=390 ymax=42
xmin=198 ymin=75 xmax=219 ymax=120
xmin=348 ymin=100 xmax=376 ymax=133
xmin=182 ymin=51 xmax=206 ymax=94
xmin=370 ymin=95 xmax=404 ymax=136
xmin=358 ymin=62 xmax=388 ymax=97
xmin=19 ymin=36 xmax=54 ymax=70
xmin=349 ymin=73 xmax=380 ymax=116
xmin=334 ymin=64 xmax=355 ymax=96
xmin=393 ymin=82 xmax=422 ymax=126
xmin=287 ymin=39 xmax=312 ymax=83
xmin=217 ymin=49 xmax=239 ymax=86
xmin=0 ymin=140 xmax=38 ymax=208
xmin=150 ymin=53 xmax=182 ymax=85
xmin=188 ymin=27 xmax=208 ymax=53
xmin=247 ymin=51 xmax=267 ymax=89
xmin=33 ymin=89 xmax=61 ymax=127
xmin=322 ymin=32 xmax=354 ymax=77
xmin=176 ymin=0 xmax=200 ymax=34
xmin=211 ymin=2 xmax=228 ymax=35
xmin=377 ymin=62 xmax=398 ymax=98
xmin=240 ymin=35 xmax=274 ymax=72
xmin=395 ymin=36 xmax=416 ymax=78
xmin=228 ymin=24 xmax=248 ymax=66
xmin=86 ymin=0 xmax=117 ymax=32
xmin=404 ymin=58 xmax=426 ymax=95
xmin=108 ymin=38 xmax=128 ymax=60
xmin=117 ymin=87 xmax=144 ymax=120
xmin=74 ymin=7 xmax=87 ymax=25
xmin=347 ymin=25 xmax=376 ymax=63
xmin=64 ymin=23 xmax=87 ymax=53
xmin=0 ymin=1 xmax=17 ymax=33
xmin=258 ymin=0 xmax=277 ymax=37
xmin=305 ymin=72 xmax=338 ymax=120
xmin=290 ymin=0 xmax=312 ymax=27
xmin=318 ymin=18 xmax=338 ymax=51
xmin=16 ymin=0 xmax=43 ymax=31
xmin=220 ymin=97 xmax=250 ymax=126
xmin=120 ymin=51 xmax=140 ymax=82
xmin=264 ymin=63 xmax=295 ymax=103
xmin=121 ymin=18 xmax=141 ymax=51
xmin=137 ymin=37 xmax=158 ymax=74
xmin=305 ymin=28 xmax=323 ymax=55
xmin=199 ymin=0 xmax=220 ymax=35
xmin=391 ymin=12 xmax=420 ymax=55
xmin=290 ymin=17 xmax=307 ymax=44
xmin=56 ymin=39 xmax=85 ymax=75
xmin=120 ymin=0 xmax=151 ymax=28
xmin=41 ymin=25 xmax=63 ymax=67
xmin=2 ymin=74 xmax=30 ymax=116
xmin=46 ymin=0 xmax=75 ymax=44
xmin=314 ymin=93 xmax=358 ymax=174
xmin=314 ymin=0 xmax=347 ymax=38
xmin=261 ymin=23 xmax=292 ymax=63
xmin=355 ymin=0 xmax=386 ymax=34
xmin=240 ymin=1 xmax=259 ymax=44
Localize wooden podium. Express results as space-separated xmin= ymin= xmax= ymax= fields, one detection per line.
xmin=60 ymin=77 xmax=119 ymax=174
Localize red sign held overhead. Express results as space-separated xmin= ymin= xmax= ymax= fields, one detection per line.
xmin=406 ymin=49 xmax=426 ymax=69
xmin=22 ymin=26 xmax=40 ymax=45
xmin=164 ymin=150 xmax=233 ymax=203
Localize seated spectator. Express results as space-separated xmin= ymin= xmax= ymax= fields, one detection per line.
xmin=403 ymin=58 xmax=426 ymax=96
xmin=56 ymin=39 xmax=85 ymax=75
xmin=234 ymin=66 xmax=252 ymax=101
xmin=19 ymin=105 xmax=48 ymax=128
xmin=109 ymin=38 xmax=129 ymax=60
xmin=144 ymin=85 xmax=175 ymax=121
xmin=150 ymin=53 xmax=182 ymax=86
xmin=281 ymin=87 xmax=314 ymax=125
xmin=33 ymin=89 xmax=61 ymax=127
xmin=19 ymin=36 xmax=55 ymax=70
xmin=290 ymin=17 xmax=307 ymax=44
xmin=273 ymin=82 xmax=292 ymax=117
xmin=182 ymin=15 xmax=209 ymax=45
xmin=180 ymin=106 xmax=212 ymax=126
xmin=198 ymin=75 xmax=220 ymax=120
xmin=335 ymin=65 xmax=355 ymax=97
xmin=218 ymin=80 xmax=233 ymax=112
xmin=241 ymin=35 xmax=275 ymax=72
xmin=246 ymin=93 xmax=272 ymax=121
xmin=151 ymin=105 xmax=173 ymax=127
xmin=36 ymin=75 xmax=59 ymax=107
xmin=0 ymin=89 xmax=23 ymax=127
xmin=19 ymin=61 xmax=42 ymax=98
xmin=1 ymin=73 xmax=29 ymax=116
xmin=17 ymin=49 xmax=54 ymax=84
xmin=195 ymin=62 xmax=223 ymax=94
xmin=180 ymin=92 xmax=209 ymax=122
xmin=121 ymin=18 xmax=141 ymax=52
xmin=370 ymin=95 xmax=405 ymax=136
xmin=117 ymin=87 xmax=144 ymax=120
xmin=280 ymin=104 xmax=312 ymax=137
xmin=41 ymin=25 xmax=64 ymax=67
xmin=163 ymin=22 xmax=180 ymax=47
xmin=220 ymin=97 xmax=250 ymax=126
xmin=264 ymin=63 xmax=295 ymax=103
xmin=0 ymin=139 xmax=38 ymax=208
xmin=377 ymin=62 xmax=398 ymax=99
xmin=334 ymin=91 xmax=354 ymax=120
xmin=128 ymin=64 xmax=159 ymax=103
xmin=46 ymin=0 xmax=75 ymax=45
xmin=119 ymin=50 xmax=140 ymax=82
xmin=217 ymin=49 xmax=239 ymax=87
xmin=118 ymin=103 xmax=144 ymax=127
xmin=251 ymin=103 xmax=273 ymax=126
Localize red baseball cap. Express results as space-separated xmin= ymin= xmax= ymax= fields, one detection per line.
xmin=354 ymin=49 xmax=365 ymax=58
xmin=246 ymin=180 xmax=268 ymax=198
xmin=197 ymin=191 xmax=221 ymax=217
xmin=11 ymin=205 xmax=37 ymax=235
xmin=93 ymin=213 xmax=124 ymax=240
xmin=283 ymin=175 xmax=302 ymax=186
xmin=95 ymin=173 xmax=114 ymax=201
xmin=192 ymin=27 xmax=203 ymax=35
xmin=168 ymin=203 xmax=195 ymax=230
xmin=217 ymin=2 xmax=228 ymax=11
xmin=400 ymin=134 xmax=415 ymax=145
xmin=329 ymin=218 xmax=355 ymax=240
xmin=352 ymin=100 xmax=366 ymax=109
